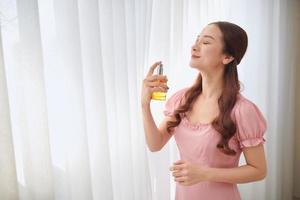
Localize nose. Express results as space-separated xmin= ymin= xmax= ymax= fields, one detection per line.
xmin=191 ymin=43 xmax=200 ymax=52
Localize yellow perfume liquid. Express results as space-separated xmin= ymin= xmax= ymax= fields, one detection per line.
xmin=152 ymin=91 xmax=166 ymax=100
xmin=151 ymin=63 xmax=167 ymax=101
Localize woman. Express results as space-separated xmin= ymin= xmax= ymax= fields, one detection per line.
xmin=141 ymin=21 xmax=267 ymax=200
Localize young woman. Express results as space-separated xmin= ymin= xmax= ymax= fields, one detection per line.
xmin=141 ymin=21 xmax=267 ymax=200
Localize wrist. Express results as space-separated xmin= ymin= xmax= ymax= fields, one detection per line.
xmin=141 ymin=101 xmax=150 ymax=108
xmin=203 ymin=166 xmax=212 ymax=182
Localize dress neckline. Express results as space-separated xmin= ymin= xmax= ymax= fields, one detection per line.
xmin=181 ymin=113 xmax=212 ymax=130
xmin=179 ymin=93 xmax=243 ymax=130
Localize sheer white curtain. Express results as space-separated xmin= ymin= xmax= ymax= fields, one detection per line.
xmin=0 ymin=0 xmax=299 ymax=200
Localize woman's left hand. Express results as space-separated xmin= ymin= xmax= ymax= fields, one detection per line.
xmin=169 ymin=160 xmax=209 ymax=186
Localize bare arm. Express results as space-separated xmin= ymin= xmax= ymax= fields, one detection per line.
xmin=141 ymin=61 xmax=172 ymax=152
xmin=170 ymin=144 xmax=267 ymax=185
xmin=142 ymin=103 xmax=174 ymax=152
xmin=206 ymin=144 xmax=267 ymax=183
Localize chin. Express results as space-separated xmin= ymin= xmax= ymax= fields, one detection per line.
xmin=189 ymin=60 xmax=203 ymax=70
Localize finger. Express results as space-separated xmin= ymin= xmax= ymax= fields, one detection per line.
xmin=172 ymin=171 xmax=183 ymax=178
xmin=153 ymin=84 xmax=169 ymax=90
xmin=175 ymin=176 xmax=186 ymax=182
xmin=151 ymin=87 xmax=168 ymax=92
xmin=146 ymin=81 xmax=169 ymax=88
xmin=150 ymin=86 xmax=168 ymax=93
xmin=146 ymin=61 xmax=162 ymax=77
xmin=145 ymin=81 xmax=160 ymax=87
xmin=180 ymin=181 xmax=188 ymax=186
xmin=170 ymin=165 xmax=184 ymax=171
xmin=174 ymin=160 xmax=185 ymax=165
xmin=146 ymin=75 xmax=168 ymax=82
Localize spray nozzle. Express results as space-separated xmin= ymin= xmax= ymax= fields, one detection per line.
xmin=157 ymin=63 xmax=163 ymax=75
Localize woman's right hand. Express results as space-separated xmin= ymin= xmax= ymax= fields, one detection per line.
xmin=141 ymin=61 xmax=169 ymax=106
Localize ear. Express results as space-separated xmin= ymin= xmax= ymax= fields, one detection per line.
xmin=222 ymin=55 xmax=235 ymax=65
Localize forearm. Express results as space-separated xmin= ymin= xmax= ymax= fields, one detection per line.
xmin=141 ymin=103 xmax=162 ymax=151
xmin=205 ymin=164 xmax=266 ymax=184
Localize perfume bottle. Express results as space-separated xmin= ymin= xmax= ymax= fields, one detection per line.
xmin=151 ymin=63 xmax=167 ymax=101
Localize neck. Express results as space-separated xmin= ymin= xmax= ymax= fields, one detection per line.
xmin=200 ymin=68 xmax=224 ymax=100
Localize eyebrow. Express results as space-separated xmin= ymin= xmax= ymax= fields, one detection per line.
xmin=197 ymin=35 xmax=215 ymax=40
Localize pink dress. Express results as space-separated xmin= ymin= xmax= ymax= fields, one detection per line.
xmin=163 ymin=87 xmax=267 ymax=200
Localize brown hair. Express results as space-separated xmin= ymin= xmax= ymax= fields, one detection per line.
xmin=166 ymin=21 xmax=248 ymax=156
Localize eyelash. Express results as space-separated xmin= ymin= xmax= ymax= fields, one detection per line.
xmin=195 ymin=39 xmax=210 ymax=45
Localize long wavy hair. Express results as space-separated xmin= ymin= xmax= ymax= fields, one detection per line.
xmin=166 ymin=21 xmax=248 ymax=156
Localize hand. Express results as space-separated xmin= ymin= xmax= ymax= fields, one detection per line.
xmin=169 ymin=160 xmax=209 ymax=186
xmin=141 ymin=61 xmax=169 ymax=106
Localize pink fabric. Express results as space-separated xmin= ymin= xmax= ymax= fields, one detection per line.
xmin=164 ymin=87 xmax=267 ymax=200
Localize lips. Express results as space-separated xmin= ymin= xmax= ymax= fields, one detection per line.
xmin=191 ymin=55 xmax=201 ymax=58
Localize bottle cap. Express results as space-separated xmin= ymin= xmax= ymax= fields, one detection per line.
xmin=157 ymin=63 xmax=163 ymax=75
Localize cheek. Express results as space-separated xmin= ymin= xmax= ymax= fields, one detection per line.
xmin=189 ymin=46 xmax=223 ymax=67
xmin=203 ymin=47 xmax=223 ymax=63
xmin=202 ymin=46 xmax=220 ymax=57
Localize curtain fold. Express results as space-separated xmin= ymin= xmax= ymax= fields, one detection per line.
xmin=0 ymin=0 xmax=299 ymax=199
xmin=0 ymin=26 xmax=19 ymax=200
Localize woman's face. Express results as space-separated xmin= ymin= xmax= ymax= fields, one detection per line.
xmin=189 ymin=24 xmax=231 ymax=72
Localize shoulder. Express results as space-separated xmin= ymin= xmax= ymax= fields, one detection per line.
xmin=170 ymin=87 xmax=190 ymax=97
xmin=233 ymin=93 xmax=267 ymax=132
xmin=163 ymin=87 xmax=190 ymax=116
xmin=233 ymin=94 xmax=268 ymax=148
xmin=167 ymin=87 xmax=190 ymax=103
xmin=234 ymin=94 xmax=265 ymax=117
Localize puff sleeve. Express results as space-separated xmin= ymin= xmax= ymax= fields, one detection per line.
xmin=235 ymin=99 xmax=267 ymax=149
xmin=163 ymin=87 xmax=189 ymax=117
